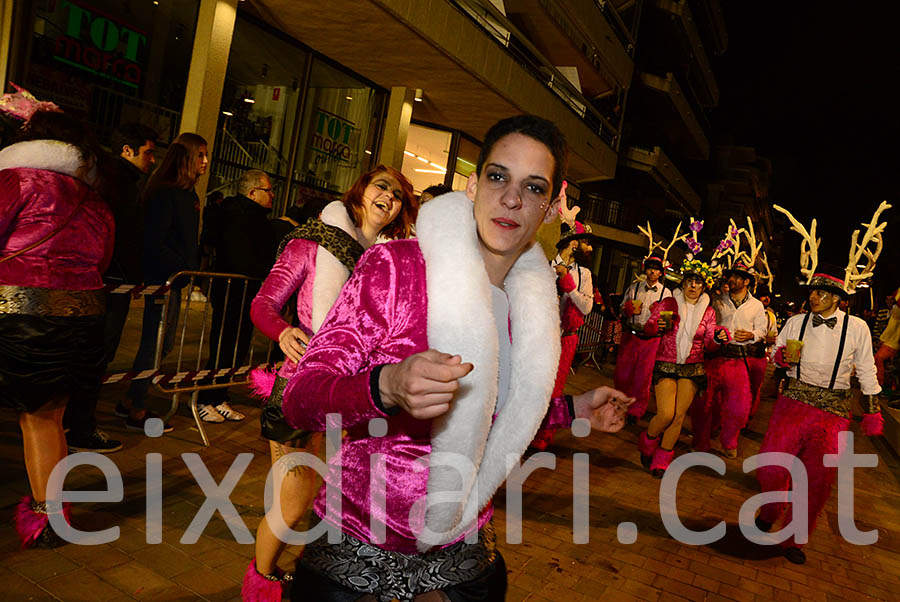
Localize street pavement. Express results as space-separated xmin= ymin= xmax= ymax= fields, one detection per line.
xmin=2 ymin=302 xmax=899 ymax=601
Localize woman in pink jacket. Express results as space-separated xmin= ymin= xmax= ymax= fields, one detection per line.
xmin=638 ymin=259 xmax=729 ymax=477
xmin=242 ymin=165 xmax=417 ymax=600
xmin=0 ymin=107 xmax=114 ymax=547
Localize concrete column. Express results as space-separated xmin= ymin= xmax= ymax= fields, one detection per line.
xmin=0 ymin=0 xmax=14 ymax=87
xmin=377 ymin=86 xmax=414 ymax=170
xmin=180 ymin=0 xmax=238 ymax=201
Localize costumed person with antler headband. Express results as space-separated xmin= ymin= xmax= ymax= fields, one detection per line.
xmin=531 ymin=183 xmax=599 ymax=451
xmin=615 ymin=222 xmax=680 ymax=422
xmin=753 ymin=202 xmax=890 ymax=566
xmin=692 ymin=220 xmax=768 ymax=458
xmin=874 ymin=288 xmax=900 ymax=389
xmin=637 ymin=220 xmax=731 ymax=477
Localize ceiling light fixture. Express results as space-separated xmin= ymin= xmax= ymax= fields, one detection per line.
xmin=222 ymin=111 xmax=233 ymax=116
xmin=345 ymin=96 xmax=353 ymax=100
xmin=243 ymin=97 xmax=255 ymax=103
xmin=364 ymin=150 xmax=372 ymax=155
xmin=414 ymin=88 xmax=423 ymax=102
xmin=414 ymin=169 xmax=445 ymax=174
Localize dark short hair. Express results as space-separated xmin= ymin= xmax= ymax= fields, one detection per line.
xmin=110 ymin=122 xmax=158 ymax=156
xmin=476 ymin=115 xmax=568 ymax=198
xmin=421 ymin=183 xmax=452 ymax=199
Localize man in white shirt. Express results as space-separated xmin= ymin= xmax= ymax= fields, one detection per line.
xmin=694 ymin=261 xmax=767 ymax=457
xmin=615 ymin=254 xmax=673 ymax=422
xmin=755 ymin=265 xmax=884 ymax=565
xmin=531 ymin=220 xmax=597 ymax=450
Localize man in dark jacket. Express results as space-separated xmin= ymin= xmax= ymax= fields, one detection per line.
xmin=196 ymin=169 xmax=277 ymax=422
xmin=65 ymin=122 xmax=157 ymax=452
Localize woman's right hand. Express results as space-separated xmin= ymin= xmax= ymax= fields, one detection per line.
xmin=278 ymin=327 xmax=309 ymax=363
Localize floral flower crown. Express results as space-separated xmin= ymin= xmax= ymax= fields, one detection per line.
xmin=680 ymin=259 xmax=715 ymax=288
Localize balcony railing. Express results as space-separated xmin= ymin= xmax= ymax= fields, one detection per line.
xmin=449 ymin=0 xmax=620 ymax=148
xmin=581 ymin=194 xmax=640 ymax=230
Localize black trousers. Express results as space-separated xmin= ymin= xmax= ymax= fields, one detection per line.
xmin=197 ymin=280 xmax=259 ymax=403
xmin=64 ymin=293 xmax=131 ymax=435
xmin=290 ymin=552 xmax=507 ymax=602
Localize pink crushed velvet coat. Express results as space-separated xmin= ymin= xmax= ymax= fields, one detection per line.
xmin=0 ymin=140 xmax=113 ymax=289
xmin=250 ymin=201 xmax=365 ymax=380
xmin=643 ymin=294 xmax=723 ymax=364
xmin=282 ymin=192 xmax=570 ymax=554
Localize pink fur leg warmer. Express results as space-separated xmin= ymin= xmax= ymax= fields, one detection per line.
xmin=249 ymin=367 xmax=278 ymax=400
xmin=14 ymin=496 xmax=71 ymax=548
xmin=241 ymin=558 xmax=285 ymax=602
xmin=639 ymin=431 xmax=660 ymax=457
xmin=650 ymin=448 xmax=675 ymax=472
xmin=756 ymin=395 xmax=850 ymax=546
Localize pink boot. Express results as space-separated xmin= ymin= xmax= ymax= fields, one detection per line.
xmin=241 ymin=558 xmax=287 ymax=602
xmin=650 ymin=448 xmax=675 ymax=479
xmin=14 ymin=495 xmax=71 ymax=548
xmin=638 ymin=431 xmax=659 ymax=469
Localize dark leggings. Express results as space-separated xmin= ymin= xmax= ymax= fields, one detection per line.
xmin=290 ymin=552 xmax=507 ymax=602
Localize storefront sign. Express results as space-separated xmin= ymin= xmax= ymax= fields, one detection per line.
xmin=52 ymin=0 xmax=148 ymax=89
xmin=310 ymin=109 xmax=356 ymax=165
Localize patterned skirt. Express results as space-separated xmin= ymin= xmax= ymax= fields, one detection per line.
xmin=652 ymin=361 xmax=707 ymax=391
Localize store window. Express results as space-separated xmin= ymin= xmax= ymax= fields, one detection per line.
xmin=452 ymin=135 xmax=480 ymax=191
xmin=20 ymin=0 xmax=200 ymax=144
xmin=401 ymin=123 xmax=452 ymax=194
xmin=293 ymin=58 xmax=381 ymax=196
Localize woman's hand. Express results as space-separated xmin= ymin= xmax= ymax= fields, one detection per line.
xmin=572 ymin=386 xmax=634 ymax=433
xmin=714 ymin=329 xmax=729 ymax=344
xmin=733 ymin=329 xmax=754 ymax=343
xmin=278 ymin=327 xmax=309 ymax=363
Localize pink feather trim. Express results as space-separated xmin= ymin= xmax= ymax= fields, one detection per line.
xmin=241 ymin=559 xmax=285 ymax=602
xmin=638 ymin=431 xmax=660 ymax=457
xmin=249 ymin=367 xmax=278 ymax=400
xmin=861 ymin=412 xmax=884 ymax=437
xmin=773 ymin=346 xmax=789 ymax=368
xmin=14 ymin=496 xmax=48 ymax=548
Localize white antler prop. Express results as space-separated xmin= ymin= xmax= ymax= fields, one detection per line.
xmin=844 ymin=201 xmax=891 ymax=293
xmin=637 ymin=221 xmax=663 ymax=260
xmin=773 ymin=204 xmax=820 ymax=285
xmin=660 ymin=222 xmax=689 ymax=268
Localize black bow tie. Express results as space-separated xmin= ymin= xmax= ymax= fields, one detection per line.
xmin=645 ymin=285 xmax=658 ymax=292
xmin=812 ymin=314 xmax=838 ymax=329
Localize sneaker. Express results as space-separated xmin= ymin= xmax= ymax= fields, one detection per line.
xmin=198 ymin=404 xmax=225 ymax=423
xmin=126 ymin=411 xmax=174 ymax=433
xmin=755 ymin=515 xmax=773 ymax=533
xmin=190 ymin=289 xmax=208 ymax=303
xmin=67 ymin=429 xmax=123 ymax=453
xmin=114 ymin=402 xmax=130 ymax=418
xmin=214 ymin=402 xmax=245 ymax=421
xmin=722 ymin=447 xmax=738 ymax=459
xmin=783 ymin=546 xmax=806 ymax=565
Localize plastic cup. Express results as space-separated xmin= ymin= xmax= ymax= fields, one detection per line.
xmin=785 ymin=339 xmax=803 ymax=363
xmin=660 ymin=310 xmax=674 ymax=330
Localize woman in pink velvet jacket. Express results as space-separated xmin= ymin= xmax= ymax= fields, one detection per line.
xmin=242 ymin=165 xmax=417 ymax=600
xmin=280 ymin=115 xmax=633 ymax=602
xmin=638 ymin=259 xmax=730 ymax=477
xmin=0 ymin=109 xmax=114 ymax=548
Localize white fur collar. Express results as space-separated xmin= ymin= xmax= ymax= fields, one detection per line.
xmin=311 ymin=201 xmax=359 ymax=332
xmin=0 ymin=139 xmax=96 ymax=184
xmin=416 ymin=192 xmax=561 ymax=550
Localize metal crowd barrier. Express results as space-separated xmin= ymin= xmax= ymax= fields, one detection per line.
xmin=153 ymin=270 xmax=278 ymax=446
xmin=572 ymin=310 xmax=605 ymax=373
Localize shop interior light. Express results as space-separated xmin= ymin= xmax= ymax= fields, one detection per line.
xmin=364 ymin=150 xmax=372 ymax=155
xmin=429 ymin=162 xmax=445 ymax=170
xmin=345 ymin=96 xmax=353 ymax=100
xmin=414 ymin=89 xmax=423 ymax=102
xmin=243 ymin=97 xmax=255 ymax=103
xmin=414 ymin=169 xmax=445 ymax=174
xmin=416 ymin=156 xmax=429 ymax=164
xmin=403 ymin=150 xmax=415 ymax=157
xmin=222 ymin=111 xmax=233 ymax=116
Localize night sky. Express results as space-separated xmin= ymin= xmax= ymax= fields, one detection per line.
xmin=714 ymin=2 xmax=899 ymax=302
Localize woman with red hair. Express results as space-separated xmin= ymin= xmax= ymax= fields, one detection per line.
xmin=242 ymin=165 xmax=418 ymax=600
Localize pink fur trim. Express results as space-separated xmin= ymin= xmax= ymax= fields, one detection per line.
xmin=650 ymin=448 xmax=675 ymax=471
xmin=241 ymin=559 xmax=284 ymax=602
xmin=558 ymin=271 xmax=576 ymax=293
xmin=773 ymin=346 xmax=789 ymax=368
xmin=622 ymin=299 xmax=635 ymax=318
xmin=249 ymin=367 xmax=278 ymax=400
xmin=14 ymin=496 xmax=48 ymax=548
xmin=862 ymin=412 xmax=884 ymax=437
xmin=639 ymin=431 xmax=660 ymax=457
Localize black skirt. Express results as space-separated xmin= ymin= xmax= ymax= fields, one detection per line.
xmin=0 ymin=313 xmax=105 ymax=412
xmin=652 ymin=360 xmax=707 ymax=391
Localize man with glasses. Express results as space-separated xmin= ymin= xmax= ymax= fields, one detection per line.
xmin=196 ymin=169 xmax=276 ymax=422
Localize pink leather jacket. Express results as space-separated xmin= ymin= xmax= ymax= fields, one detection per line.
xmin=0 ymin=141 xmax=113 ymax=290
xmin=644 ymin=296 xmax=725 ymax=364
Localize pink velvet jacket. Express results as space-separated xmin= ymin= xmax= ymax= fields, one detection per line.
xmin=643 ymin=295 xmax=722 ymax=364
xmin=0 ymin=141 xmax=113 ymax=290
xmin=282 ymin=192 xmax=569 ymax=554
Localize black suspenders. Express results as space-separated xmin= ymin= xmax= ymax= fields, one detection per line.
xmin=795 ymin=311 xmax=849 ymax=388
